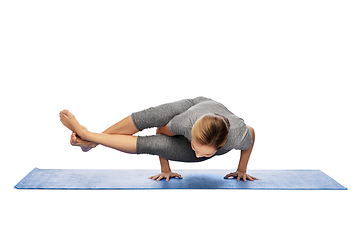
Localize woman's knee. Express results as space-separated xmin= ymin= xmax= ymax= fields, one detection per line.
xmin=156 ymin=126 xmax=164 ymax=135
xmin=156 ymin=124 xmax=174 ymax=136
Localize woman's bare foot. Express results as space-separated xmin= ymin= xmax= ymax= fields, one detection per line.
xmin=59 ymin=110 xmax=87 ymax=138
xmin=70 ymin=132 xmax=97 ymax=152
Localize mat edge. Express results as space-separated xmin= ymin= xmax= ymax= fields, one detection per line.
xmin=14 ymin=167 xmax=39 ymax=189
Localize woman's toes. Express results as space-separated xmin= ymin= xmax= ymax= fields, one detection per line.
xmin=60 ymin=111 xmax=68 ymax=121
xmin=59 ymin=109 xmax=83 ymax=134
xmin=60 ymin=110 xmax=71 ymax=119
xmin=70 ymin=132 xmax=78 ymax=146
xmin=60 ymin=110 xmax=67 ymax=117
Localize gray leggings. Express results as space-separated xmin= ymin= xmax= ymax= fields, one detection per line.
xmin=131 ymin=97 xmax=213 ymax=162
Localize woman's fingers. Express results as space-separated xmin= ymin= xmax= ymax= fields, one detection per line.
xmin=246 ymin=174 xmax=258 ymax=181
xmin=149 ymin=172 xmax=183 ymax=181
xmin=149 ymin=174 xmax=160 ymax=180
xmin=151 ymin=172 xmax=257 ymax=182
xmin=224 ymin=172 xmax=236 ymax=179
xmin=152 ymin=172 xmax=259 ymax=182
xmin=243 ymin=175 xmax=247 ymax=182
xmin=228 ymin=172 xmax=258 ymax=181
xmin=249 ymin=175 xmax=258 ymax=181
xmin=175 ymin=173 xmax=183 ymax=179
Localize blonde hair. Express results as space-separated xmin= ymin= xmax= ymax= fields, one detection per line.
xmin=191 ymin=113 xmax=230 ymax=150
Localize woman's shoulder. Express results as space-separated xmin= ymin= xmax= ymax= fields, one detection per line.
xmin=226 ymin=122 xmax=252 ymax=150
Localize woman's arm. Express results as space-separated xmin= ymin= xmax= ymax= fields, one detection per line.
xmin=237 ymin=126 xmax=255 ymax=173
xmin=225 ymin=126 xmax=258 ymax=181
xmin=156 ymin=124 xmax=173 ymax=173
xmin=148 ymin=124 xmax=182 ymax=181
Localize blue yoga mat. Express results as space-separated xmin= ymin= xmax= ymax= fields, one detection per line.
xmin=14 ymin=168 xmax=346 ymax=190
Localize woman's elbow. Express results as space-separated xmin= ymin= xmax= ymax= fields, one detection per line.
xmin=247 ymin=125 xmax=255 ymax=142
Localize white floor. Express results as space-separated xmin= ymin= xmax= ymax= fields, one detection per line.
xmin=1 ymin=1 xmax=359 ymax=239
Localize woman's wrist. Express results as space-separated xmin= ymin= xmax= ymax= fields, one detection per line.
xmin=161 ymin=166 xmax=171 ymax=172
xmin=159 ymin=157 xmax=171 ymax=172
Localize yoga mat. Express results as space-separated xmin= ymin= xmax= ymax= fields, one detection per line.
xmin=14 ymin=168 xmax=347 ymax=190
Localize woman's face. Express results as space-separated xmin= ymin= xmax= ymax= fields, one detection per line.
xmin=191 ymin=140 xmax=217 ymax=158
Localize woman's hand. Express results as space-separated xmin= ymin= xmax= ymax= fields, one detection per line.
xmin=224 ymin=171 xmax=258 ymax=182
xmin=149 ymin=171 xmax=183 ymax=181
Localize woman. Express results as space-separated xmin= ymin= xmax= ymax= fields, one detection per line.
xmin=59 ymin=96 xmax=258 ymax=182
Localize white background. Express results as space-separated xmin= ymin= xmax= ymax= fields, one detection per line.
xmin=1 ymin=0 xmax=359 ymax=239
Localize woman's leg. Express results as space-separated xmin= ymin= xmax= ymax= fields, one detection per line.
xmin=71 ymin=115 xmax=139 ymax=152
xmin=80 ymin=131 xmax=137 ymax=154
xmin=130 ymin=96 xmax=209 ymax=131
xmin=102 ymin=115 xmax=139 ymax=135
xmin=136 ymin=134 xmax=213 ymax=162
xmin=60 ymin=110 xmax=137 ymax=154
xmin=66 ymin=96 xmax=209 ymax=152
